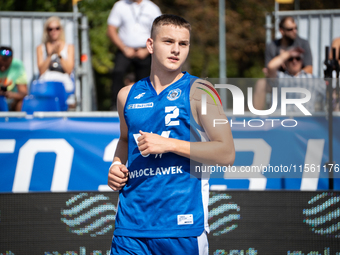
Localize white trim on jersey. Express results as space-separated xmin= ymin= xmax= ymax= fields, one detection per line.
xmin=202 ymin=179 xmax=210 ymax=234
xmin=197 ymin=128 xmax=210 ymax=234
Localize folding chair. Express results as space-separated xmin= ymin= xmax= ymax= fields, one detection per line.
xmin=21 ymin=95 xmax=60 ymax=114
xmin=0 ymin=96 xmax=8 ymax=111
xmin=30 ymin=80 xmax=68 ymax=111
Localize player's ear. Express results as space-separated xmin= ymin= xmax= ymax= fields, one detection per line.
xmin=146 ymin=38 xmax=154 ymax=54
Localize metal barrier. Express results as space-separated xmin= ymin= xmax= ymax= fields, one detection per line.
xmin=265 ymin=9 xmax=340 ymax=78
xmin=0 ymin=11 xmax=96 ymax=111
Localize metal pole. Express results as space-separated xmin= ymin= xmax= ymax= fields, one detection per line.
xmin=219 ymin=0 xmax=227 ymax=110
xmin=9 ymin=16 xmax=12 ymax=46
xmin=324 ymin=46 xmax=335 ymax=190
xmin=81 ymin=16 xmax=91 ymax=111
xmin=20 ymin=16 xmax=23 ymax=61
xmin=274 ymin=1 xmax=279 ymax=37
xmin=73 ymin=2 xmax=81 ymax=111
xmin=83 ymin=17 xmax=97 ymax=111
xmin=265 ymin=13 xmax=272 ymax=45
xmin=31 ymin=17 xmax=35 ymax=76
xmin=327 ymin=79 xmax=334 ymax=190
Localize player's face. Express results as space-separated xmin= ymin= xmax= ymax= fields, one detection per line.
xmin=148 ymin=25 xmax=190 ymax=73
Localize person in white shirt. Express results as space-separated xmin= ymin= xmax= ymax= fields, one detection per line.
xmin=107 ymin=0 xmax=161 ymax=110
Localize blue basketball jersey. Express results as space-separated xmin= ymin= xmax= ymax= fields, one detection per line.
xmin=114 ymin=72 xmax=209 ymax=238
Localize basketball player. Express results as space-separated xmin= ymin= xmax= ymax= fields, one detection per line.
xmin=108 ymin=14 xmax=235 ymax=255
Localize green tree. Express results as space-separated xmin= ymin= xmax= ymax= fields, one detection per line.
xmin=79 ymin=0 xmax=117 ymax=110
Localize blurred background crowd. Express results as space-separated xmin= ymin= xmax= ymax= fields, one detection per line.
xmin=1 ymin=0 xmax=340 ymax=111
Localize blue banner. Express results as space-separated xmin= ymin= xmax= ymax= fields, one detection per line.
xmin=0 ymin=115 xmax=339 ymax=192
xmin=210 ymin=116 xmax=340 ymax=190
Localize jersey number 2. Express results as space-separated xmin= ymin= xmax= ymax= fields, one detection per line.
xmin=165 ymin=106 xmax=179 ymax=126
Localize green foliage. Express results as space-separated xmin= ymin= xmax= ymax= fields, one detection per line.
xmin=79 ymin=0 xmax=116 ymax=74
xmin=244 ymin=63 xmax=266 ymax=78
xmin=78 ymin=0 xmax=117 ymax=110
xmin=0 ymin=0 xmax=72 ymax=12
xmin=0 ymin=0 xmax=16 ymax=11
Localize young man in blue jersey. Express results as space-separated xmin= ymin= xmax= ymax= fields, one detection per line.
xmin=108 ymin=14 xmax=235 ymax=255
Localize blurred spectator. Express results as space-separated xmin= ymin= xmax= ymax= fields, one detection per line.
xmin=0 ymin=46 xmax=28 ymax=111
xmin=124 ymin=72 xmax=136 ymax=86
xmin=254 ymin=16 xmax=313 ymax=110
xmin=36 ymin=16 xmax=75 ymax=106
xmin=267 ymin=47 xmax=325 ymax=113
xmin=265 ymin=16 xmax=313 ymax=74
xmin=107 ymin=0 xmax=161 ymax=110
xmin=329 ymin=37 xmax=340 ymax=63
xmin=328 ymin=37 xmax=340 ymax=111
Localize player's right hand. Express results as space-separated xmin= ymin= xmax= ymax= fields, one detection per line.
xmin=107 ymin=164 xmax=129 ymax=191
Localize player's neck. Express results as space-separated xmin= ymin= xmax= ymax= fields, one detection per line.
xmin=149 ymin=69 xmax=184 ymax=95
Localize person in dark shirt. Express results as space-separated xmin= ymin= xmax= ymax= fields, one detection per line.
xmin=254 ymin=16 xmax=313 ymax=110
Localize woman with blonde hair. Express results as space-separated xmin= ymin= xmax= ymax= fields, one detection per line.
xmin=36 ymin=16 xmax=75 ymax=104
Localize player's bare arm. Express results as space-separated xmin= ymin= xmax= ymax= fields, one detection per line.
xmin=137 ymin=80 xmax=235 ymax=166
xmin=107 ymin=85 xmax=131 ymax=191
xmin=189 ymin=80 xmax=235 ymax=166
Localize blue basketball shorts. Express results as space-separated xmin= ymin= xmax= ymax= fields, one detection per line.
xmin=110 ymin=231 xmax=208 ymax=255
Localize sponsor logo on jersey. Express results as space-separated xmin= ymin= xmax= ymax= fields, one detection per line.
xmin=167 ymin=88 xmax=181 ymax=101
xmin=127 ymin=102 xmax=154 ymax=109
xmin=134 ymin=92 xmax=146 ymax=99
xmin=129 ymin=165 xmax=183 ymax=179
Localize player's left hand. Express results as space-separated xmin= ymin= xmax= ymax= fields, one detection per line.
xmin=137 ymin=130 xmax=173 ymax=156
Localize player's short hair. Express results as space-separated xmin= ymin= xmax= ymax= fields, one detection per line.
xmin=151 ymin=14 xmax=191 ymax=38
xmin=279 ymin=16 xmax=295 ymax=29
